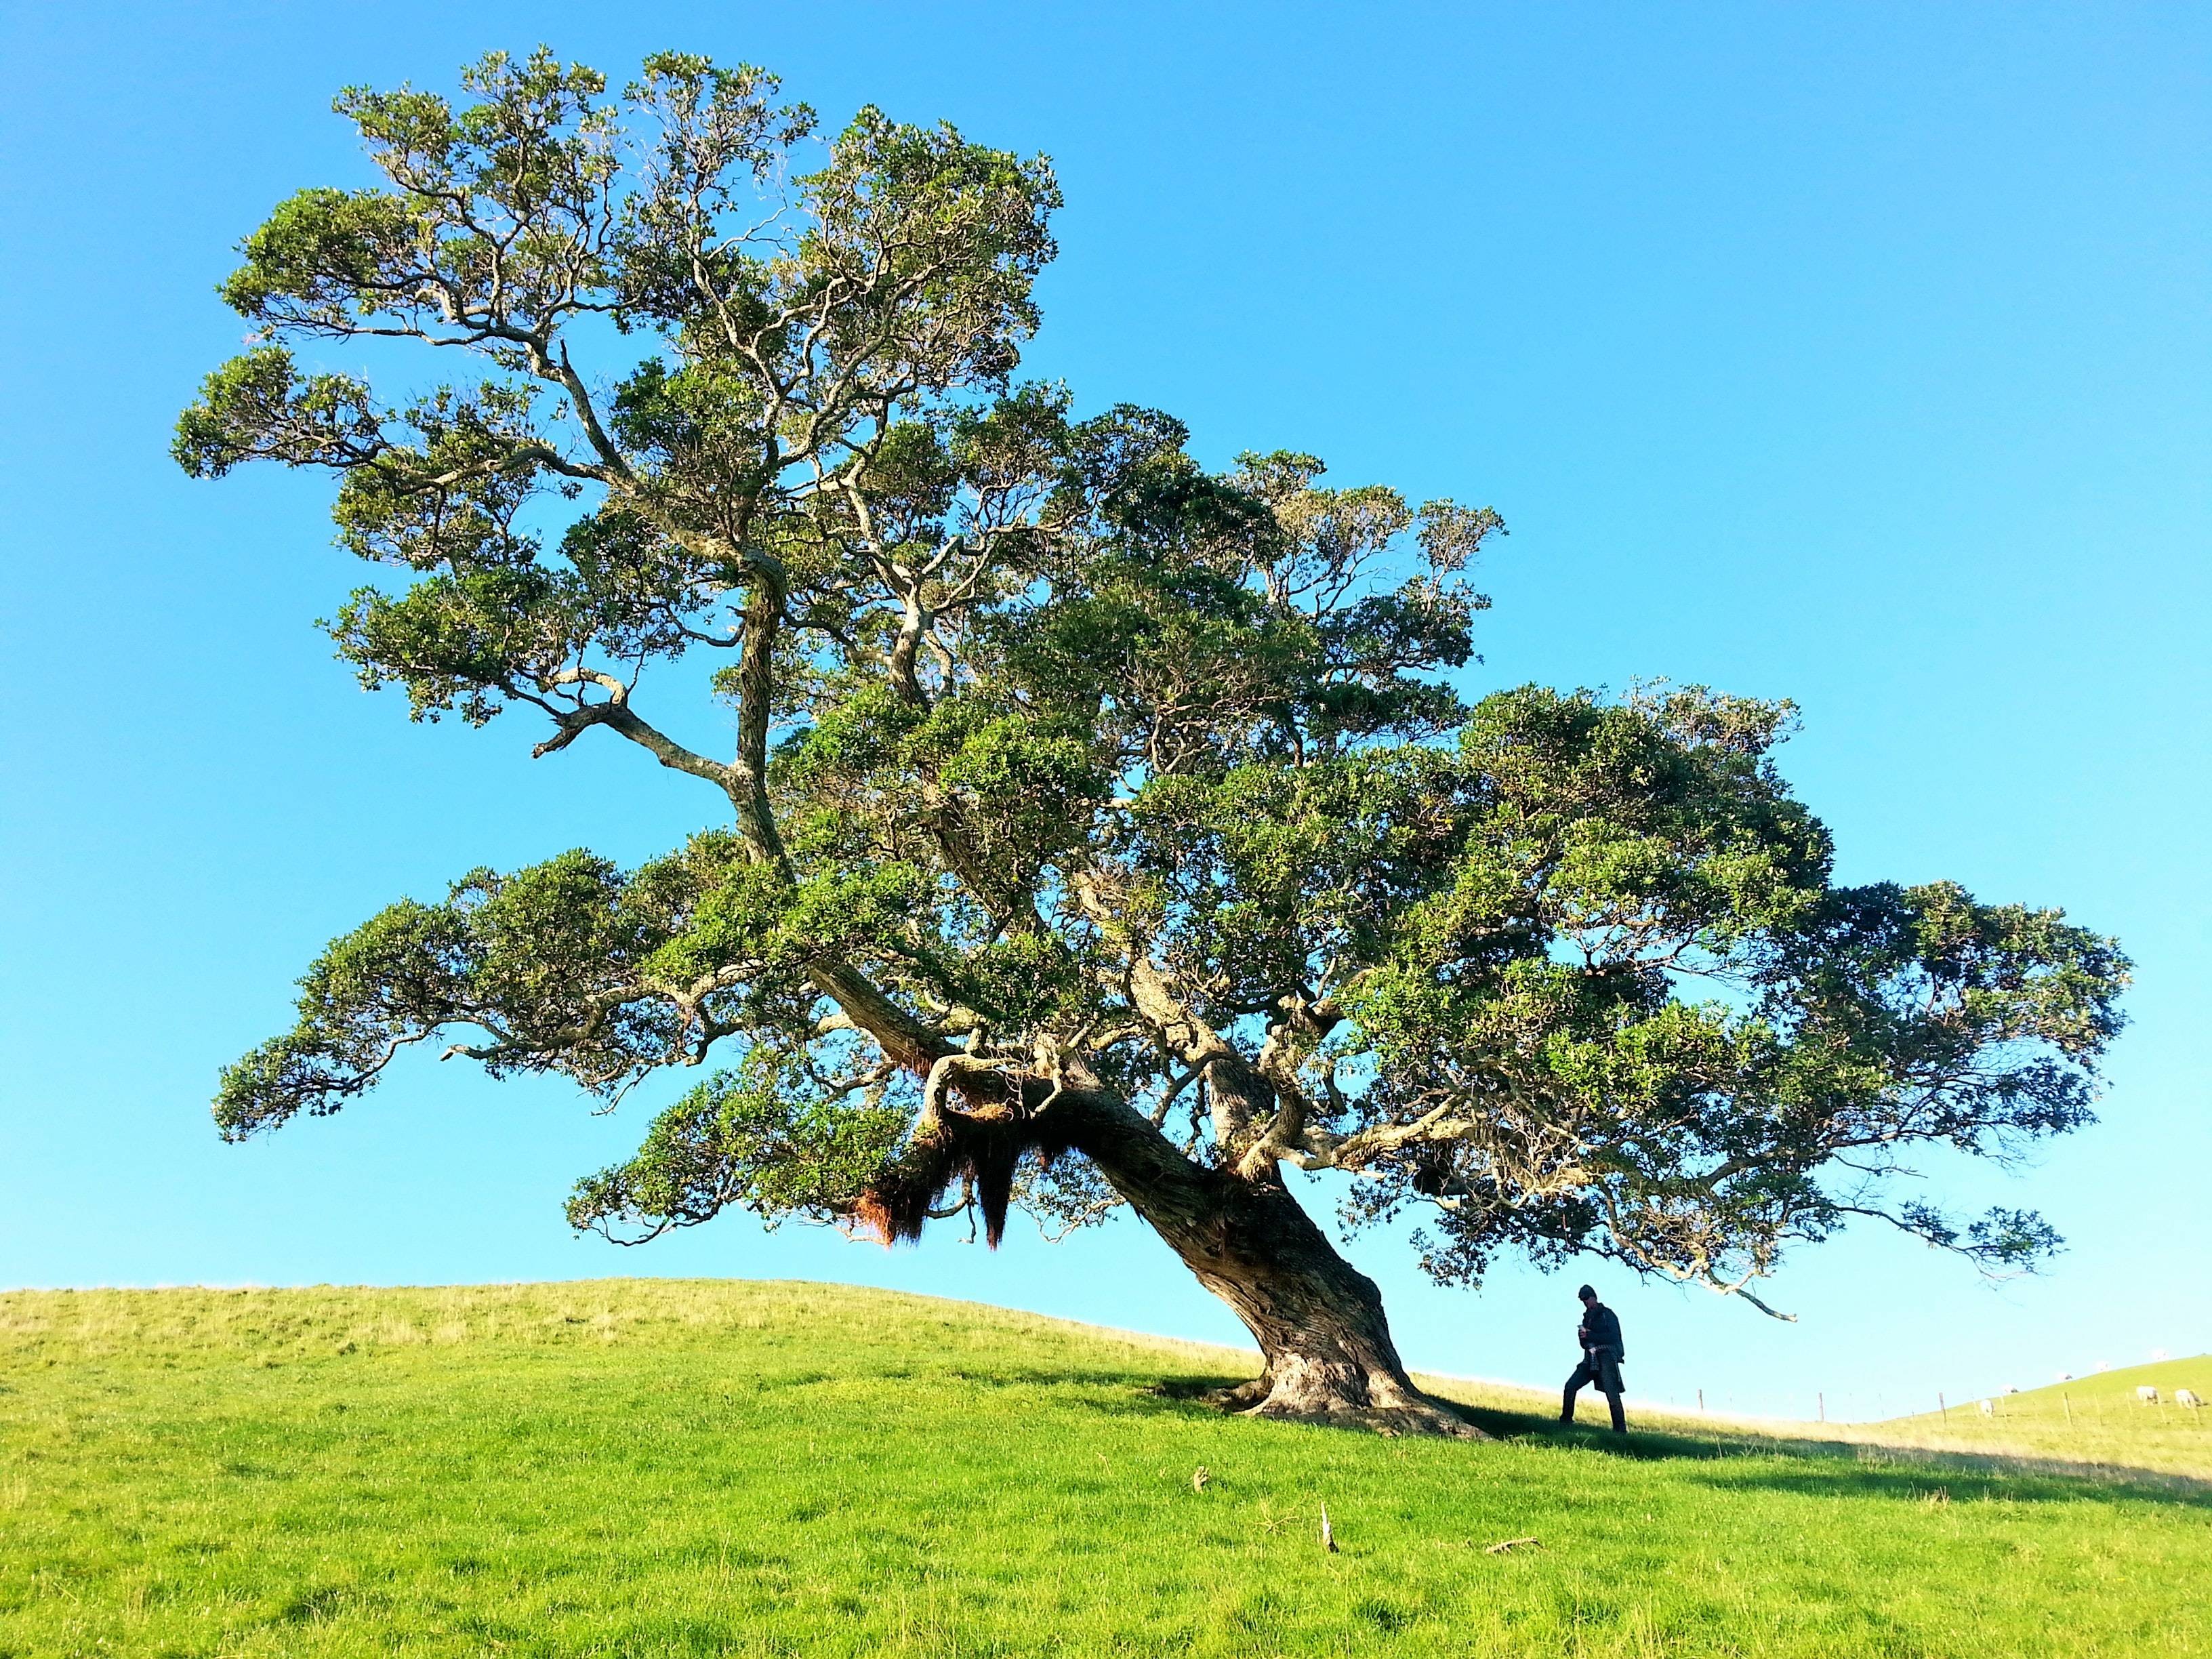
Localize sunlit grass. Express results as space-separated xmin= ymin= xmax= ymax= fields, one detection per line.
xmin=2 ymin=1279 xmax=2206 ymax=1656
xmin=1811 ymin=1358 xmax=2212 ymax=1477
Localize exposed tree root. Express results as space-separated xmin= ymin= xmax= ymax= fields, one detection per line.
xmin=1204 ymin=1374 xmax=1488 ymax=1439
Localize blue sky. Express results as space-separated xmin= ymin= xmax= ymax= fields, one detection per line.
xmin=2 ymin=1 xmax=2205 ymax=1420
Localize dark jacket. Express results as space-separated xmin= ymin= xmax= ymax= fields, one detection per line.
xmin=1578 ymin=1302 xmax=1624 ymax=1359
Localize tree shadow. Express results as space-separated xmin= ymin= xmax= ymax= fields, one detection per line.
xmin=1467 ymin=1404 xmax=2212 ymax=1509
xmin=1126 ymin=1371 xmax=2212 ymax=1509
xmin=1148 ymin=1374 xmax=1242 ymax=1403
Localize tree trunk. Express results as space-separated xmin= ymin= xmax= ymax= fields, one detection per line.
xmin=1063 ymin=1090 xmax=1482 ymax=1438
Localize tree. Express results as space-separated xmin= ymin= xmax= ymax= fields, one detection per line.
xmin=179 ymin=48 xmax=2129 ymax=1435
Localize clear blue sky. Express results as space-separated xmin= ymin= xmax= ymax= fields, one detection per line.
xmin=2 ymin=1 xmax=2205 ymax=1420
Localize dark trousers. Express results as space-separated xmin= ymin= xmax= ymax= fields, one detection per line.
xmin=1562 ymin=1347 xmax=1626 ymax=1431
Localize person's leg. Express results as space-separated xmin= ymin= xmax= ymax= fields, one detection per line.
xmin=1598 ymin=1352 xmax=1626 ymax=1432
xmin=1561 ymin=1359 xmax=1594 ymax=1423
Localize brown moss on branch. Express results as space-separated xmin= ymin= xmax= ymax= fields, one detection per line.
xmin=856 ymin=1090 xmax=1081 ymax=1247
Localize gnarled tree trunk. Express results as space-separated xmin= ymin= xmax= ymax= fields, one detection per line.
xmin=1063 ymin=1089 xmax=1482 ymax=1438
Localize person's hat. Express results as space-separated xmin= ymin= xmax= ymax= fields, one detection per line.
xmin=1576 ymin=1284 xmax=1597 ymax=1300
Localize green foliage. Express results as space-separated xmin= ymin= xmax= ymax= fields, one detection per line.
xmin=182 ymin=44 xmax=2125 ymax=1315
xmin=213 ymin=898 xmax=475 ymax=1138
xmin=567 ymin=1056 xmax=912 ymax=1240
xmin=216 ymin=187 xmax=434 ymax=328
xmin=217 ymin=841 xmax=764 ymax=1138
xmin=226 ymin=50 xmax=622 ymax=341
xmin=328 ymin=567 xmax=574 ymax=724
xmin=799 ymin=106 xmax=1061 ymax=392
xmin=1126 ymin=747 xmax=1479 ymax=1014
xmin=1324 ymin=689 xmax=2121 ymax=1290
xmin=176 ymin=43 xmax=1060 ymax=726
xmin=173 ymin=346 xmax=383 ymax=477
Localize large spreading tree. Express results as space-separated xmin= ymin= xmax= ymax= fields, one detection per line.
xmin=180 ymin=48 xmax=2127 ymax=1434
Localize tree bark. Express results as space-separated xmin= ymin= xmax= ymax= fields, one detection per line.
xmin=1061 ymin=1089 xmax=1482 ymax=1438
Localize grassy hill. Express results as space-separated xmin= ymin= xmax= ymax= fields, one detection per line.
xmin=1818 ymin=1356 xmax=2212 ymax=1477
xmin=3 ymin=1280 xmax=2207 ymax=1657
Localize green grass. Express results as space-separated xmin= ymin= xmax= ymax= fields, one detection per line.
xmin=1816 ymin=1357 xmax=2212 ymax=1479
xmin=3 ymin=1280 xmax=2208 ymax=1657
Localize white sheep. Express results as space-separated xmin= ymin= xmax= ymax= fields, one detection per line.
xmin=1978 ymin=1399 xmax=1994 ymax=1415
xmin=2137 ymin=1385 xmax=2161 ymax=1404
xmin=2176 ymin=1389 xmax=2202 ymax=1410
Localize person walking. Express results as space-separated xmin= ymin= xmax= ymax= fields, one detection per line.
xmin=1561 ymin=1284 xmax=1627 ymax=1433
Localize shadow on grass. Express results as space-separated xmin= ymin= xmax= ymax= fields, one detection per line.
xmin=1132 ymin=1371 xmax=2212 ymax=1509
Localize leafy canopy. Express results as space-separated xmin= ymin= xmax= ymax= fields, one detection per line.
xmin=182 ymin=47 xmax=2127 ymax=1307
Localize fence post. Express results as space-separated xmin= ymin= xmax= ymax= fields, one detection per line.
xmin=2063 ymin=1391 xmax=2072 ymax=1427
xmin=1818 ymin=1391 xmax=1825 ymax=1424
xmin=1938 ymin=1392 xmax=1946 ymax=1423
xmin=1697 ymin=1389 xmax=1704 ymax=1413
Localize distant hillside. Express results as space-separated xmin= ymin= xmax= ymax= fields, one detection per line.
xmin=1807 ymin=1353 xmax=2212 ymax=1477
xmin=1967 ymin=1353 xmax=2211 ymax=1412
xmin=2 ymin=1279 xmax=2207 ymax=1656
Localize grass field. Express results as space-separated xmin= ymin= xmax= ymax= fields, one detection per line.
xmin=1816 ymin=1357 xmax=2212 ymax=1478
xmin=3 ymin=1279 xmax=2208 ymax=1657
